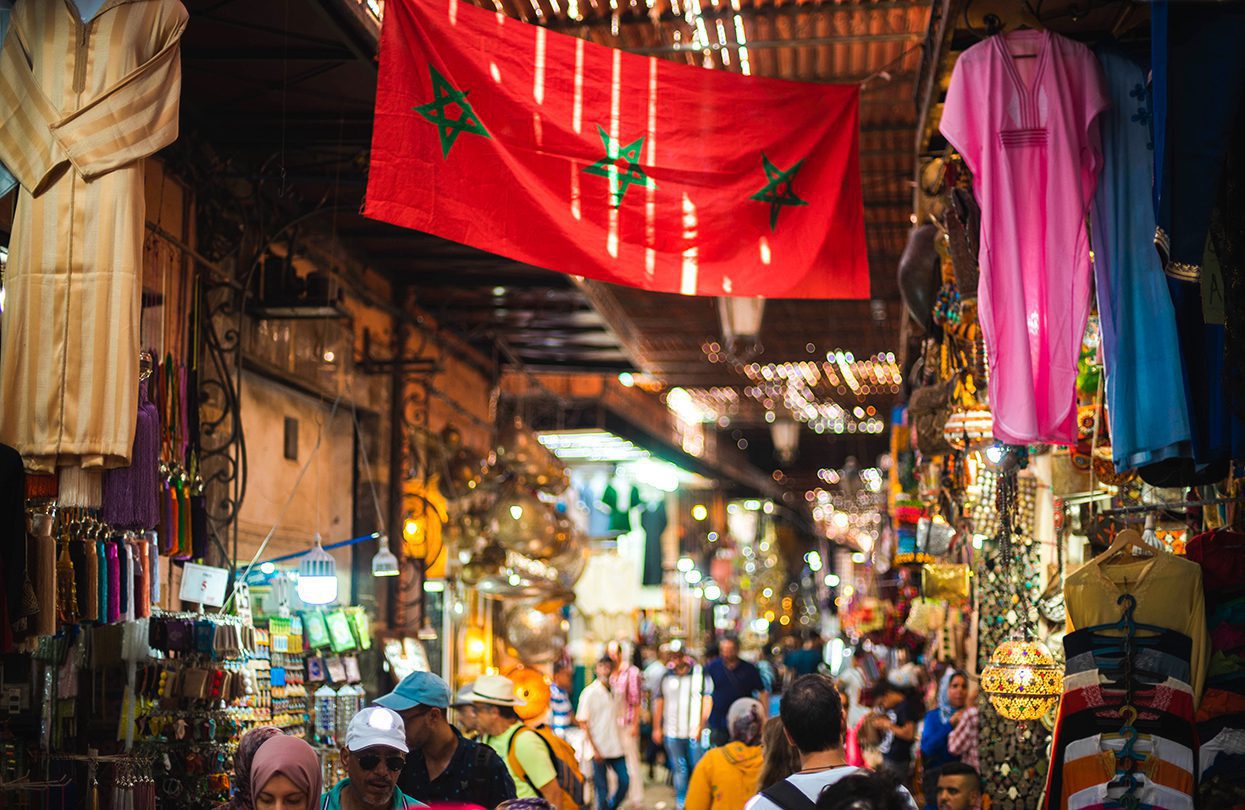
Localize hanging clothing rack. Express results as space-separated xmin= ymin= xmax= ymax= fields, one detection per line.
xmin=1098 ymin=496 xmax=1241 ymax=516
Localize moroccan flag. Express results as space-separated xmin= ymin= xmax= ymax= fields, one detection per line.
xmin=365 ymin=0 xmax=870 ymax=299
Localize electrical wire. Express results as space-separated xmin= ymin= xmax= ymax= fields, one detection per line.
xmin=221 ymin=389 xmax=345 ymax=611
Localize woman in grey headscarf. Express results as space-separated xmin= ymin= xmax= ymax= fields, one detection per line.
xmin=685 ymin=698 xmax=765 ymax=810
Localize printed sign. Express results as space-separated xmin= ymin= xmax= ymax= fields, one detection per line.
xmin=178 ymin=562 xmax=229 ymax=608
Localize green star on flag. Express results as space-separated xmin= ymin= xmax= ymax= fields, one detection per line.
xmin=414 ymin=65 xmax=490 ymax=158
xmin=751 ymin=153 xmax=808 ymax=231
xmin=583 ymin=125 xmax=654 ymax=208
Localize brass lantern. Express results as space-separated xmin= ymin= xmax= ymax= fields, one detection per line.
xmin=980 ymin=637 xmax=1063 ymax=721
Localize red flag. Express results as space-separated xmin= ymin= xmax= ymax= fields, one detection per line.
xmin=365 ymin=0 xmax=870 ymax=299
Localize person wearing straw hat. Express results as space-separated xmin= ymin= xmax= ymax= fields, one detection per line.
xmin=474 ymin=674 xmax=564 ymax=809
xmin=452 ymin=685 xmax=482 ymax=739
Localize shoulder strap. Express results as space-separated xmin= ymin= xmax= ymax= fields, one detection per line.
xmin=760 ymin=781 xmax=819 ymax=810
xmin=506 ymin=726 xmax=542 ymax=795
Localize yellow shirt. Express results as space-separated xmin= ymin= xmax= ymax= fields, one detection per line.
xmin=1063 ymin=552 xmax=1209 ymax=705
xmin=685 ymin=741 xmax=762 ymax=810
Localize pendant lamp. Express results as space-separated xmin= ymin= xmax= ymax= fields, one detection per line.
xmin=297 ymin=533 xmax=339 ymax=605
xmin=371 ymin=535 xmax=400 ymax=577
xmin=980 ymin=634 xmax=1063 ymax=721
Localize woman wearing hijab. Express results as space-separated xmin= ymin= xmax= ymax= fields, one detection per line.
xmin=918 ymin=670 xmax=969 ymax=810
xmin=685 ymin=698 xmax=765 ymax=810
xmin=250 ymin=734 xmax=323 ymax=810
xmin=216 ymin=727 xmax=283 ymax=810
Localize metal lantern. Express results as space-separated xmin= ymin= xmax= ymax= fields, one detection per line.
xmin=980 ymin=637 xmax=1063 ymax=721
xmin=944 ymin=407 xmax=994 ymax=451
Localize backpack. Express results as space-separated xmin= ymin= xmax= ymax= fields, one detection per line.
xmin=506 ymin=723 xmax=586 ymax=809
xmin=760 ymin=781 xmax=817 ymax=810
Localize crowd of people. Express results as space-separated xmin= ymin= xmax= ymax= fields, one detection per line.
xmin=217 ymin=634 xmax=983 ymax=810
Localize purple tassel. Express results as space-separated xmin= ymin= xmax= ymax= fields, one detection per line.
xmin=103 ymin=376 xmax=161 ymax=529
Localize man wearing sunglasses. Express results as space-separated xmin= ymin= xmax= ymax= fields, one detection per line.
xmin=322 ymin=706 xmax=426 ymax=809
xmin=377 ymin=671 xmax=517 ymax=809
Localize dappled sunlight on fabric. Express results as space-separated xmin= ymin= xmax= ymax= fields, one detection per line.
xmin=607 ymin=49 xmax=621 ymax=259
xmin=759 ymin=236 xmax=771 ymax=265
xmin=447 ymin=0 xmax=457 ymax=25
xmin=681 ymin=193 xmax=699 ymax=295
xmin=573 ymin=39 xmax=584 ymax=134
xmin=645 ymin=58 xmax=657 ymax=280
xmin=571 ymin=162 xmax=582 ymax=220
xmin=533 ymin=27 xmax=546 ymax=105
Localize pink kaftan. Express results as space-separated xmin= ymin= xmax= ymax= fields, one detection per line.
xmin=940 ymin=30 xmax=1108 ymax=445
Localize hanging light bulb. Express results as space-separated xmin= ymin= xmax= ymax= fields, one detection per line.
xmin=297 ymin=533 xmax=338 ymax=605
xmin=371 ymin=535 xmax=400 ymax=578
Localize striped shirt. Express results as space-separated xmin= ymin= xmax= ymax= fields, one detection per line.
xmin=0 ymin=0 xmax=187 ymax=472
xmin=660 ymin=667 xmax=712 ymax=740
xmin=550 ymin=683 xmax=572 ymax=733
xmin=611 ymin=663 xmax=643 ymax=728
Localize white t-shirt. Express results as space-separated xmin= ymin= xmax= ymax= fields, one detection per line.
xmin=660 ymin=667 xmax=713 ymax=740
xmin=743 ymin=767 xmax=918 ymax=810
xmin=838 ymin=666 xmax=868 ymax=729
xmin=576 ymin=679 xmax=625 ymax=759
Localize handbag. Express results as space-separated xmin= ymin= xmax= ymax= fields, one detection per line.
xmin=922 ymin=563 xmax=971 ymax=603
xmin=916 ymin=516 xmax=956 ymax=557
xmin=909 ymin=375 xmax=958 ymax=456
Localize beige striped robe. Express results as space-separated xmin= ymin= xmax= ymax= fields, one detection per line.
xmin=0 ymin=0 xmax=186 ymax=473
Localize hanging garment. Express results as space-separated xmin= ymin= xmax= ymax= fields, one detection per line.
xmin=601 ymin=481 xmax=639 ymax=534
xmin=1149 ymin=0 xmax=1245 ymax=471
xmin=1064 ymin=553 xmax=1210 ymax=700
xmin=0 ymin=0 xmax=188 ymax=473
xmin=0 ymin=445 xmax=28 ymax=635
xmin=939 ymin=30 xmax=1108 ymax=445
xmin=640 ymin=501 xmax=668 ymax=587
xmin=1045 ymin=626 xmax=1198 ymax=809
xmin=1089 ymin=48 xmax=1191 ymax=470
xmin=0 ymin=1 xmax=14 ymax=198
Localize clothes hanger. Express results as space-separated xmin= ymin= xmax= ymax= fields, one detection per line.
xmin=1081 ymin=593 xmax=1168 ymax=636
xmin=1094 ymin=528 xmax=1156 ymax=567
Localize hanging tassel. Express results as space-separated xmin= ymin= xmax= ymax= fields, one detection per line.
xmin=190 ymin=493 xmax=208 ymax=560
xmin=103 ymin=378 xmax=161 ymax=529
xmin=56 ymin=541 xmax=77 ymax=625
xmin=160 ymin=482 xmax=175 ymax=555
xmin=59 ymin=467 xmax=102 ymax=508
xmin=174 ymin=481 xmax=191 ymax=560
xmin=31 ymin=513 xmax=56 ymax=637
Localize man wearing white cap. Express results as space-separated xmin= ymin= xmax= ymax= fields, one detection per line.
xmin=473 ymin=673 xmax=564 ymax=809
xmin=321 ymin=706 xmax=426 ymax=809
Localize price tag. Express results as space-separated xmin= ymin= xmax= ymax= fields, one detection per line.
xmin=178 ymin=562 xmax=229 ymax=608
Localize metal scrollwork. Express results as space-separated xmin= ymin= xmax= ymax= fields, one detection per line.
xmin=198 ymin=259 xmax=248 ymax=567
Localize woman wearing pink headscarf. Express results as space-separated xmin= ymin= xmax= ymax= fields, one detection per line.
xmin=249 ymin=735 xmax=323 ymax=810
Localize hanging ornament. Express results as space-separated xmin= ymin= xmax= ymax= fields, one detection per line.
xmin=401 ymin=476 xmax=448 ymax=561
xmin=487 ymin=488 xmax=561 ymax=560
xmin=459 ymin=543 xmax=506 ymax=586
xmin=506 ymin=666 xmax=552 ymax=721
xmin=980 ymin=636 xmax=1063 ymax=721
xmin=503 ymin=600 xmax=569 ymax=665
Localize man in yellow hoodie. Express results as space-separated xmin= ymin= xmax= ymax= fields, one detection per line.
xmin=685 ymin=699 xmax=765 ymax=810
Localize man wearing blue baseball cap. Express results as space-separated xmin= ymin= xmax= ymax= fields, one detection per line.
xmin=377 ymin=671 xmax=517 ymax=809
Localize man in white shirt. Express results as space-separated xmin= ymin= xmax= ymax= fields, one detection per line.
xmin=577 ymin=657 xmax=630 ymax=810
xmin=652 ymin=652 xmax=712 ymax=810
xmin=744 ymin=674 xmax=916 ymax=810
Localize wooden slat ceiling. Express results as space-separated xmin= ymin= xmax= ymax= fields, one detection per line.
xmin=178 ymin=0 xmax=927 ymax=483
xmin=180 ymin=0 xmax=926 ymax=370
